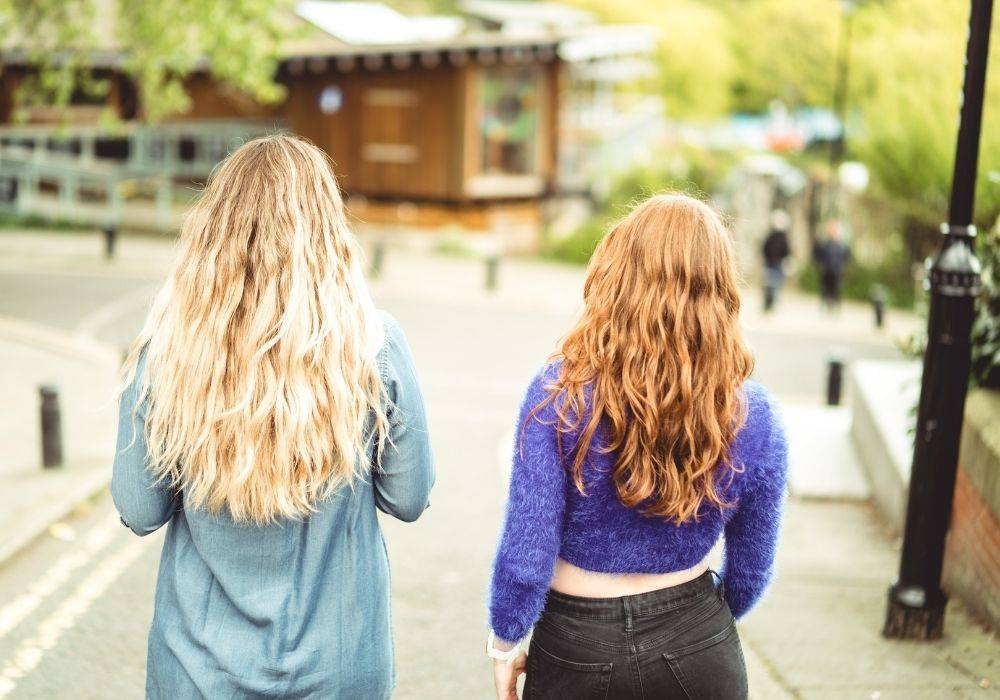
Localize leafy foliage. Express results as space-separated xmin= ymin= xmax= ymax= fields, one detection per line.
xmin=972 ymin=222 xmax=1000 ymax=389
xmin=850 ymin=0 xmax=1000 ymax=237
xmin=564 ymin=0 xmax=999 ymax=233
xmin=0 ymin=211 xmax=91 ymax=230
xmin=566 ymin=0 xmax=842 ymax=118
xmin=727 ymin=0 xmax=840 ymax=113
xmin=797 ymin=258 xmax=916 ymax=310
xmin=544 ymin=147 xmax=737 ymax=264
xmin=0 ymin=0 xmax=291 ymax=122
xmin=847 ymin=0 xmax=999 ymax=386
xmin=2 ymin=0 xmax=106 ymax=119
xmin=567 ymin=0 xmax=735 ymax=119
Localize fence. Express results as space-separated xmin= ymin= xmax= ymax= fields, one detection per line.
xmin=0 ymin=119 xmax=282 ymax=231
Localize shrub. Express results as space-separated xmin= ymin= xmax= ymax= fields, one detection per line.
xmin=0 ymin=212 xmax=90 ymax=231
xmin=972 ymin=221 xmax=1000 ymax=389
xmin=798 ymin=257 xmax=917 ymax=310
xmin=543 ymin=217 xmax=608 ymax=266
xmin=544 ymin=147 xmax=737 ymax=265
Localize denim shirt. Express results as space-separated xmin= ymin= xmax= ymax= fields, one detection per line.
xmin=111 ymin=311 xmax=434 ymax=700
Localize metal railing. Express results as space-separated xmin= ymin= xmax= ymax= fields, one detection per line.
xmin=0 ymin=119 xmax=283 ymax=230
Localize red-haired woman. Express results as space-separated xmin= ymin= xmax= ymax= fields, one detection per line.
xmin=487 ymin=194 xmax=788 ymax=699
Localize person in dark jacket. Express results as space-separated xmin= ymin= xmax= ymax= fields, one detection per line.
xmin=761 ymin=209 xmax=792 ymax=311
xmin=813 ymin=219 xmax=852 ymax=311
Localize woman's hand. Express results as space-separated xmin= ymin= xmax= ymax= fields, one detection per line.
xmin=492 ymin=651 xmax=527 ymax=700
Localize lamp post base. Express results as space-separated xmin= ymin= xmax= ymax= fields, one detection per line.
xmin=883 ymin=584 xmax=947 ymax=640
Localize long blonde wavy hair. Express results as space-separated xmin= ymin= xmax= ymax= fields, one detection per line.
xmin=120 ymin=134 xmax=388 ymax=525
xmin=540 ymin=193 xmax=754 ymax=523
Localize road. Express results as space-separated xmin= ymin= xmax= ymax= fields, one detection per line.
xmin=0 ymin=268 xmax=903 ymax=398
xmin=0 ymin=263 xmax=905 ymax=699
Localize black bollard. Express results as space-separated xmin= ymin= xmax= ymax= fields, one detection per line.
xmin=826 ymin=357 xmax=844 ymax=406
xmin=103 ymin=225 xmax=117 ymax=260
xmin=370 ymin=240 xmax=385 ymax=279
xmin=39 ymin=385 xmax=63 ymax=468
xmin=871 ymin=284 xmax=887 ymax=329
xmin=485 ymin=254 xmax=499 ymax=291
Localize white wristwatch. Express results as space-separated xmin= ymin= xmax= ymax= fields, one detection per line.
xmin=486 ymin=630 xmax=521 ymax=664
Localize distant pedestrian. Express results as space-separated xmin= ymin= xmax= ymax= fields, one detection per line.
xmin=488 ymin=194 xmax=788 ymax=700
xmin=111 ymin=135 xmax=434 ymax=699
xmin=762 ymin=209 xmax=792 ymax=311
xmin=813 ymin=219 xmax=851 ymax=311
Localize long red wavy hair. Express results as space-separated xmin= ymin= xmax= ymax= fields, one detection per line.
xmin=542 ymin=193 xmax=754 ymax=523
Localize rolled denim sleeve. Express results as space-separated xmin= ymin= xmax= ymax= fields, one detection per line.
xmin=110 ymin=348 xmax=177 ymax=536
xmin=374 ymin=316 xmax=435 ymax=523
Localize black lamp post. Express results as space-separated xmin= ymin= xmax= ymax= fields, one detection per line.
xmin=883 ymin=0 xmax=992 ymax=640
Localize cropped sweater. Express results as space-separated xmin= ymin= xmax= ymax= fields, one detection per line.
xmin=488 ymin=363 xmax=788 ymax=643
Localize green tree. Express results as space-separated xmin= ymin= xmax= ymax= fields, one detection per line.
xmin=0 ymin=0 xmax=291 ymax=122
xmin=850 ymin=0 xmax=1000 ymax=261
xmin=728 ymin=0 xmax=840 ymax=113
xmin=566 ymin=0 xmax=735 ymax=119
xmin=652 ymin=0 xmax=734 ymax=118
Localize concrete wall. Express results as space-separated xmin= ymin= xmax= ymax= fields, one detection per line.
xmin=943 ymin=389 xmax=1000 ymax=631
xmin=851 ymin=360 xmax=1000 ymax=632
xmin=848 ymin=359 xmax=921 ymax=533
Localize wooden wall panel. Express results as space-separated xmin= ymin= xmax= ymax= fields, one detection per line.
xmin=0 ymin=71 xmax=21 ymax=123
xmin=283 ymin=64 xmax=463 ymax=200
xmin=542 ymin=60 xmax=562 ymax=185
xmin=281 ymin=74 xmax=359 ymax=191
xmin=352 ymin=65 xmax=457 ymax=199
xmin=0 ymin=55 xmax=562 ymax=203
xmin=170 ymin=76 xmax=278 ymax=121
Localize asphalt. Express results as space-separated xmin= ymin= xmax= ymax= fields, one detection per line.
xmin=0 ymin=232 xmax=995 ymax=699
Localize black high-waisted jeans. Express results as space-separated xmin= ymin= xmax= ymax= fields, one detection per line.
xmin=523 ymin=571 xmax=748 ymax=700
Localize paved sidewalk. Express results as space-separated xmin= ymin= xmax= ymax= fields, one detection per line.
xmin=740 ymin=498 xmax=998 ymax=699
xmin=0 ymin=229 xmax=175 ymax=281
xmin=740 ymin=287 xmax=921 ymax=349
xmin=0 ymin=315 xmax=119 ymax=565
xmin=2 ymin=228 xmax=993 ymax=698
xmin=784 ymin=403 xmax=869 ymax=500
xmin=368 ymin=246 xmax=922 ymax=349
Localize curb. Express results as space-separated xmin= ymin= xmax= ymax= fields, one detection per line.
xmin=0 ymin=465 xmax=112 ymax=567
xmin=0 ymin=261 xmax=165 ymax=282
xmin=0 ymin=313 xmax=120 ymax=366
xmin=848 ymin=359 xmax=921 ymax=535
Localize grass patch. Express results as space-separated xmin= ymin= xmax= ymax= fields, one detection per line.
xmin=0 ymin=211 xmax=92 ymax=232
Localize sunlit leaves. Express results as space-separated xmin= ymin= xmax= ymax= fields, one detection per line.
xmin=728 ymin=0 xmax=840 ymax=113
xmin=0 ymin=0 xmax=291 ymax=122
xmin=565 ymin=0 xmax=736 ymax=120
xmin=850 ymin=0 xmax=1000 ymax=229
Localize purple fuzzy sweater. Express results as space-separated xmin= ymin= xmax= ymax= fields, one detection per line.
xmin=488 ymin=363 xmax=788 ymax=643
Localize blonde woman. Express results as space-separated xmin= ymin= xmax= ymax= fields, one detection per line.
xmin=488 ymin=194 xmax=787 ymax=699
xmin=111 ymin=135 xmax=434 ymax=699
